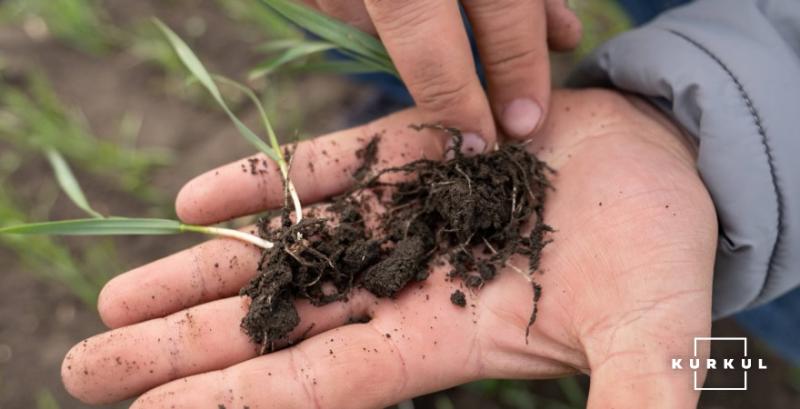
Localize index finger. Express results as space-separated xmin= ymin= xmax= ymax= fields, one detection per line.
xmin=176 ymin=109 xmax=444 ymax=225
xmin=364 ymin=0 xmax=495 ymax=155
xmin=464 ymin=0 xmax=551 ymax=140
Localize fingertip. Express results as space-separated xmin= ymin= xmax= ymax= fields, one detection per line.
xmin=96 ymin=280 xmax=119 ymax=329
xmin=61 ymin=339 xmax=108 ymax=405
xmin=417 ymin=84 xmax=496 ymax=157
xmin=464 ymin=0 xmax=550 ymax=141
xmin=175 ymin=159 xmax=275 ymax=225
xmin=175 ymin=172 xmax=213 ymax=225
xmin=446 ymin=131 xmax=489 ymax=158
xmin=501 ymin=98 xmax=545 ymax=139
xmin=96 ymin=273 xmax=140 ymax=329
xmin=61 ymin=344 xmax=82 ymax=401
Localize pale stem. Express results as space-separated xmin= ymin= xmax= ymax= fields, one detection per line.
xmin=278 ymin=161 xmax=303 ymax=224
xmin=181 ymin=225 xmax=274 ymax=249
xmin=211 ymin=75 xmax=303 ymax=224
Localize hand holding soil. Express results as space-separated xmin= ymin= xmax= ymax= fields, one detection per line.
xmin=302 ymin=0 xmax=582 ymax=152
xmin=62 ymin=89 xmax=718 ymax=409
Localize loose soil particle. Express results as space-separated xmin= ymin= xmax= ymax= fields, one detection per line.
xmin=450 ymin=290 xmax=467 ymax=307
xmin=239 ymin=125 xmax=553 ymax=352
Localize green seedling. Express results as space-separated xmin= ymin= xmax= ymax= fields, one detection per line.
xmin=250 ymin=40 xmax=338 ymax=79
xmin=0 ymin=2 xmax=398 ymax=307
xmin=252 ymin=0 xmax=629 ymax=77
xmin=153 ymin=19 xmax=303 ymax=223
xmin=45 ymin=148 xmax=103 ymax=219
xmin=127 ymin=21 xmax=193 ymax=78
xmin=1 ymin=20 xmax=307 ymax=251
xmin=0 ymin=148 xmax=274 ymax=250
xmin=0 ymin=218 xmax=274 ymax=249
xmin=0 ymin=156 xmax=107 ymax=306
xmin=250 ymin=0 xmax=397 ymax=79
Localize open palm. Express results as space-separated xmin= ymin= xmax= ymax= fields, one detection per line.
xmin=62 ymin=89 xmax=717 ymax=408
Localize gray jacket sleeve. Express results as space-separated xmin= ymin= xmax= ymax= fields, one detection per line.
xmin=570 ymin=0 xmax=800 ymax=318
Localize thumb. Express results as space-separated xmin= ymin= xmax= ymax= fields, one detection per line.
xmin=586 ymin=332 xmax=708 ymax=409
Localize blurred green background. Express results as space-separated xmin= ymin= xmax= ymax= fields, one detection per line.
xmin=0 ymin=1 xmax=797 ymax=408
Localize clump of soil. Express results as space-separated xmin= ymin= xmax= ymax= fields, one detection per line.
xmin=240 ymin=126 xmax=552 ymax=352
xmin=450 ymin=290 xmax=467 ymax=307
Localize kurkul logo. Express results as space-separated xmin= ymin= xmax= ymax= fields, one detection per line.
xmin=671 ymin=337 xmax=767 ymax=391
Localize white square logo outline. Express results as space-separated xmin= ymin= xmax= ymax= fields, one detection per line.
xmin=692 ymin=337 xmax=748 ymax=391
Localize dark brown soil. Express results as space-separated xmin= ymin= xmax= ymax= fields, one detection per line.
xmin=240 ymin=126 xmax=553 ymax=352
xmin=450 ymin=290 xmax=467 ymax=307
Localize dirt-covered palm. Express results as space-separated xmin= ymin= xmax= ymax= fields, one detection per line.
xmin=62 ymin=89 xmax=717 ymax=408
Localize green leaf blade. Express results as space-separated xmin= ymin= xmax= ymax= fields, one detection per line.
xmin=0 ymin=218 xmax=184 ymax=236
xmin=249 ymin=41 xmax=336 ymax=79
xmin=153 ymin=19 xmax=281 ymax=162
xmin=152 ymin=19 xmax=221 ymax=101
xmin=256 ymin=0 xmax=397 ymax=76
xmin=255 ymin=38 xmax=317 ymax=53
xmin=45 ymin=148 xmax=104 ymax=219
xmin=281 ymin=60 xmax=386 ymax=75
xmin=209 ymin=76 xmax=284 ymax=162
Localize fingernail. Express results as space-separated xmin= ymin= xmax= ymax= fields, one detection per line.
xmin=502 ymin=98 xmax=542 ymax=138
xmin=446 ymin=132 xmax=486 ymax=159
xmin=460 ymin=132 xmax=487 ymax=155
